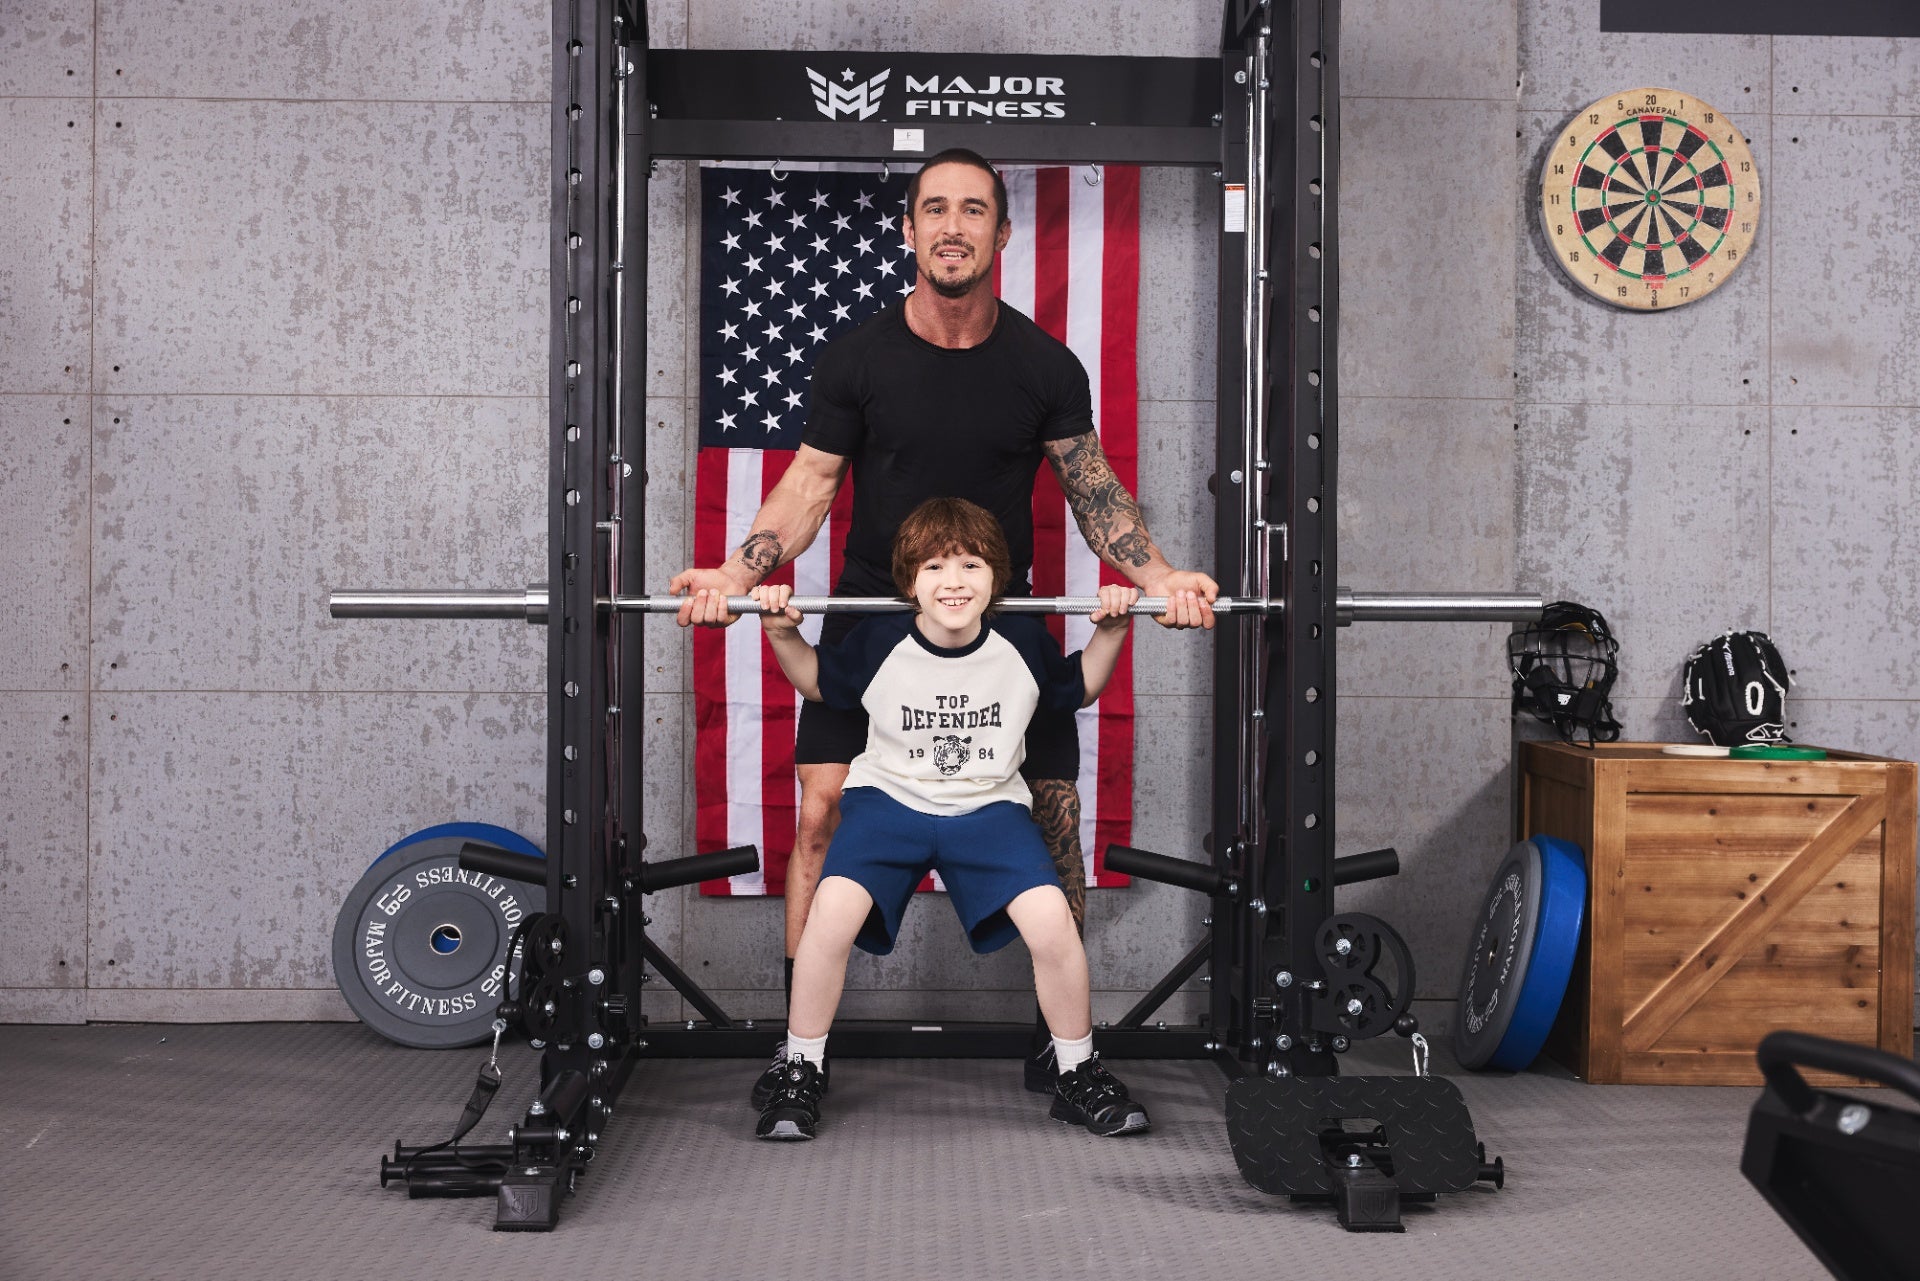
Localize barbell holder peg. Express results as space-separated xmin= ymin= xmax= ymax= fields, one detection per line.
xmin=1103 ymin=843 xmax=1231 ymax=895
xmin=1332 ymin=847 xmax=1400 ymax=887
xmin=459 ymin=841 xmax=547 ymax=887
xmin=636 ymin=844 xmax=761 ymax=893
xmin=329 ymin=587 xmax=1544 ymax=625
xmin=329 ymin=587 xmax=549 ymax=624
xmin=1336 ymin=591 xmax=1541 ymax=625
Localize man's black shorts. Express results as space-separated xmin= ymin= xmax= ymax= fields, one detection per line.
xmin=794 ymin=611 xmax=1081 ymax=780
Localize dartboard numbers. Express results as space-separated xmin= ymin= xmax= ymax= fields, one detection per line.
xmin=1542 ymin=87 xmax=1760 ymax=311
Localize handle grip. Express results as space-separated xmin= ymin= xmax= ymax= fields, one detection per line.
xmin=1756 ymin=1029 xmax=1920 ymax=1114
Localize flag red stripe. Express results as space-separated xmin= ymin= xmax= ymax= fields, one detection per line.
xmin=1093 ymin=165 xmax=1141 ymax=883
xmin=1030 ymin=168 xmax=1070 ymax=337
xmin=694 ymin=454 xmax=734 ymax=894
xmin=1096 ymin=166 xmax=1141 ymax=525
xmin=1029 ymin=168 xmax=1071 ymax=646
xmin=758 ymin=458 xmax=798 ymax=895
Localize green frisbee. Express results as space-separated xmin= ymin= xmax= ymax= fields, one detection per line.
xmin=1730 ymin=744 xmax=1827 ymax=761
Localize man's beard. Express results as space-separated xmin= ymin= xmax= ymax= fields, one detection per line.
xmin=926 ymin=268 xmax=987 ymax=299
xmin=923 ymin=241 xmax=991 ymax=298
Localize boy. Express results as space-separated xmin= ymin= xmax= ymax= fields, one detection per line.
xmin=690 ymin=497 xmax=1148 ymax=1141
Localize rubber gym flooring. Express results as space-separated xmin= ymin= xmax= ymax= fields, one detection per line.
xmin=1 ymin=1021 xmax=1825 ymax=1280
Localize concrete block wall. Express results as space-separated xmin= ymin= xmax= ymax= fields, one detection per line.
xmin=1516 ymin=3 xmax=1920 ymax=1011
xmin=4 ymin=0 xmax=1915 ymax=1029
xmin=1328 ymin=0 xmax=1520 ymax=1002
xmin=0 ymin=0 xmax=554 ymax=1022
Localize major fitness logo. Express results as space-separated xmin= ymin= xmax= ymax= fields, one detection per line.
xmin=901 ymin=72 xmax=1067 ymax=118
xmin=805 ymin=65 xmax=1069 ymax=121
xmin=1461 ymin=869 xmax=1524 ymax=1036
xmin=360 ymin=860 xmax=528 ymax=1019
xmin=807 ymin=66 xmax=891 ymax=120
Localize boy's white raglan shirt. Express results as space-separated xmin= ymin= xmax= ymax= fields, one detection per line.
xmin=814 ymin=612 xmax=1086 ymax=816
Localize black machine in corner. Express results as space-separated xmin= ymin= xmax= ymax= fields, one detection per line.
xmin=1741 ymin=1030 xmax=1920 ymax=1281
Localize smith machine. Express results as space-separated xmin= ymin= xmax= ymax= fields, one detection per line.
xmin=334 ymin=0 xmax=1536 ymax=1232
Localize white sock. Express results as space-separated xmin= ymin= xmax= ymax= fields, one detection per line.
xmin=787 ymin=1031 xmax=828 ymax=1068
xmin=1053 ymin=1031 xmax=1094 ymax=1075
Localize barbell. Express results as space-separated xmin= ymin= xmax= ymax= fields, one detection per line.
xmin=327 ymin=587 xmax=1544 ymax=626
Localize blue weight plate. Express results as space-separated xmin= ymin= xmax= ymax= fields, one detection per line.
xmin=1488 ymin=834 xmax=1588 ymax=1072
xmin=331 ymin=825 xmax=545 ymax=1049
xmin=1454 ymin=840 xmax=1544 ymax=1070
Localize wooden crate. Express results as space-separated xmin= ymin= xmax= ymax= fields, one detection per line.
xmin=1520 ymin=742 xmax=1915 ymax=1086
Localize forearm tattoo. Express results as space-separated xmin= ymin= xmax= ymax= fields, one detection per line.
xmin=1108 ymin=530 xmax=1151 ymax=568
xmin=1045 ymin=432 xmax=1155 ymax=569
xmin=735 ymin=529 xmax=784 ymax=582
xmin=1030 ymin=779 xmax=1087 ymax=934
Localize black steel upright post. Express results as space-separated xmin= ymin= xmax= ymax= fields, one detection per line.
xmin=1258 ymin=0 xmax=1339 ymax=1079
xmin=548 ymin=0 xmax=617 ymax=1063
xmin=508 ymin=0 xmax=650 ymax=1227
xmin=1212 ymin=0 xmax=1340 ymax=1077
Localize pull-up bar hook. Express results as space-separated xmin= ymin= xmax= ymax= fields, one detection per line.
xmin=769 ymin=159 xmax=787 ymax=182
xmin=1084 ymin=164 xmax=1103 ymax=187
xmin=879 ymin=160 xmax=891 ymax=181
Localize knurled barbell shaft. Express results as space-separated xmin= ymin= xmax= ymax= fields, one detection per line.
xmin=328 ymin=587 xmax=1543 ymax=624
xmin=615 ymin=594 xmax=1273 ymax=616
xmin=325 ymin=590 xmax=1271 ymax=618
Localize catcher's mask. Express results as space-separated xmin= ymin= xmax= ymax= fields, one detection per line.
xmin=1508 ymin=601 xmax=1622 ymax=744
xmin=1681 ymin=630 xmax=1790 ymax=746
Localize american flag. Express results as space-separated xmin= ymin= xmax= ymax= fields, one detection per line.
xmin=693 ymin=161 xmax=1140 ymax=896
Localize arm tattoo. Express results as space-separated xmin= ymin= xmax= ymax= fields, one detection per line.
xmin=1044 ymin=432 xmax=1155 ymax=569
xmin=736 ymin=530 xmax=784 ymax=582
xmin=1029 ymin=779 xmax=1087 ymax=934
xmin=1108 ymin=530 xmax=1151 ymax=568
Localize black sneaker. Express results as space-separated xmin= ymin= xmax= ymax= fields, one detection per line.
xmin=755 ymin=1055 xmax=825 ymax=1141
xmin=1027 ymin=1042 xmax=1133 ymax=1099
xmin=751 ymin=1040 xmax=829 ymax=1109
xmin=1050 ymin=1055 xmax=1150 ymax=1136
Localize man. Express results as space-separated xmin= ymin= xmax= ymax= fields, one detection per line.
xmin=672 ymin=148 xmax=1217 ymax=1100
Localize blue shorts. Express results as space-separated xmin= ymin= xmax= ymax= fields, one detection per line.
xmin=820 ymin=787 xmax=1060 ymax=956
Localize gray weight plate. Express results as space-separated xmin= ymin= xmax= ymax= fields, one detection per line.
xmin=1453 ymin=839 xmax=1543 ymax=1070
xmin=331 ymin=836 xmax=545 ymax=1049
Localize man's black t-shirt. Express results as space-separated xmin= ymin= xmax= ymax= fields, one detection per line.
xmin=800 ymin=298 xmax=1093 ymax=595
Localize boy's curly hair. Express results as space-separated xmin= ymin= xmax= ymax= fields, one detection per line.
xmin=890 ymin=497 xmax=1012 ymax=601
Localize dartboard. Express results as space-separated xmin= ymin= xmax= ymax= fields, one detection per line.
xmin=1541 ymin=87 xmax=1760 ymax=311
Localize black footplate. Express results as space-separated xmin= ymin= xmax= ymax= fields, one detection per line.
xmin=1226 ymin=1074 xmax=1499 ymax=1230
